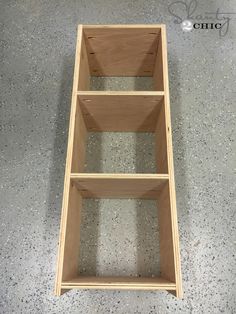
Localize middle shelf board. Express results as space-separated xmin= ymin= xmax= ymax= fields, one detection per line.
xmin=71 ymin=173 xmax=169 ymax=199
xmin=77 ymin=92 xmax=165 ymax=132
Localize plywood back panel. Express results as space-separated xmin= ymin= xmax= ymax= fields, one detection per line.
xmin=71 ymin=174 xmax=168 ymax=199
xmin=83 ymin=27 xmax=160 ymax=76
xmin=78 ymin=93 xmax=164 ymax=132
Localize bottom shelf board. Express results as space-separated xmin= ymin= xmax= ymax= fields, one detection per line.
xmin=61 ymin=276 xmax=176 ymax=290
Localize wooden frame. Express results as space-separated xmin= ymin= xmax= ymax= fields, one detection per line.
xmin=55 ymin=24 xmax=182 ymax=298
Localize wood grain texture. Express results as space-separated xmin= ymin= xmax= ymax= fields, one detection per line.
xmin=55 ymin=25 xmax=84 ymax=296
xmin=56 ymin=24 xmax=182 ymax=298
xmin=71 ymin=173 xmax=168 ymax=199
xmin=159 ymin=25 xmax=183 ymax=298
xmin=155 ymin=100 xmax=168 ymax=173
xmin=153 ymin=34 xmax=164 ymax=91
xmin=71 ymin=103 xmax=87 ymax=172
xmin=62 ymin=276 xmax=176 ymax=290
xmin=61 ymin=184 xmax=82 ymax=281
xmin=83 ymin=27 xmax=161 ymax=76
xmin=157 ymin=182 xmax=175 ymax=282
xmin=78 ymin=93 xmax=163 ymax=132
xmin=78 ymin=33 xmax=90 ymax=90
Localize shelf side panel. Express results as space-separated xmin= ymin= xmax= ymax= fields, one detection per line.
xmin=55 ymin=25 xmax=84 ymax=296
xmin=158 ymin=25 xmax=183 ymax=298
xmin=157 ymin=182 xmax=176 ymax=282
xmin=61 ymin=184 xmax=82 ymax=281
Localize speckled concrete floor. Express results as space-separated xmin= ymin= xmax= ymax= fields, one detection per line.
xmin=0 ymin=1 xmax=236 ymax=313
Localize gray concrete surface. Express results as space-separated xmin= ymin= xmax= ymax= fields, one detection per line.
xmin=0 ymin=0 xmax=236 ymax=313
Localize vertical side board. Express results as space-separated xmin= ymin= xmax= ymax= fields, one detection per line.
xmin=55 ymin=25 xmax=89 ymax=296
xmin=61 ymin=184 xmax=82 ymax=281
xmin=156 ymin=25 xmax=183 ymax=298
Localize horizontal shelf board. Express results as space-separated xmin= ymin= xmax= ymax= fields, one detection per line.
xmin=78 ymin=92 xmax=164 ymax=132
xmin=70 ymin=173 xmax=168 ymax=199
xmin=77 ymin=91 xmax=165 ymax=96
xmin=61 ymin=285 xmax=176 ymax=291
xmin=71 ymin=173 xmax=169 ymax=179
xmin=62 ymin=276 xmax=176 ymax=290
xmin=82 ymin=25 xmax=164 ymax=29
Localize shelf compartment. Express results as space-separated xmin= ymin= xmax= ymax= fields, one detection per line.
xmin=58 ymin=178 xmax=177 ymax=293
xmin=71 ymin=92 xmax=168 ymax=174
xmin=77 ymin=25 xmax=164 ymax=91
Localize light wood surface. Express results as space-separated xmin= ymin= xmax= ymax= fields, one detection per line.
xmin=78 ymin=93 xmax=163 ymax=131
xmin=83 ymin=27 xmax=161 ymax=76
xmin=55 ymin=24 xmax=182 ymax=298
xmin=62 ymin=276 xmax=176 ymax=290
xmin=153 ymin=33 xmax=164 ymax=91
xmin=77 ymin=33 xmax=90 ymax=90
xmin=157 ymin=182 xmax=175 ymax=282
xmin=55 ymin=25 xmax=84 ymax=296
xmin=71 ymin=103 xmax=87 ymax=172
xmin=158 ymin=25 xmax=183 ymax=298
xmin=155 ymin=100 xmax=168 ymax=173
xmin=61 ymin=184 xmax=82 ymax=281
xmin=71 ymin=174 xmax=168 ymax=199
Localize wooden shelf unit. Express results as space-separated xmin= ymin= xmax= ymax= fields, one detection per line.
xmin=55 ymin=24 xmax=182 ymax=298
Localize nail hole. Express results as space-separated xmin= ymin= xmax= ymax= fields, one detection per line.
xmin=83 ymin=99 xmax=92 ymax=102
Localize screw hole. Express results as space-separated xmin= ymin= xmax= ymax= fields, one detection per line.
xmin=83 ymin=99 xmax=92 ymax=102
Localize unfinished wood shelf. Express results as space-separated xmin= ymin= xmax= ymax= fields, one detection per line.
xmin=55 ymin=24 xmax=182 ymax=298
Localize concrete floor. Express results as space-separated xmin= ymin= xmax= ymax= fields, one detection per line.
xmin=0 ymin=0 xmax=236 ymax=313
